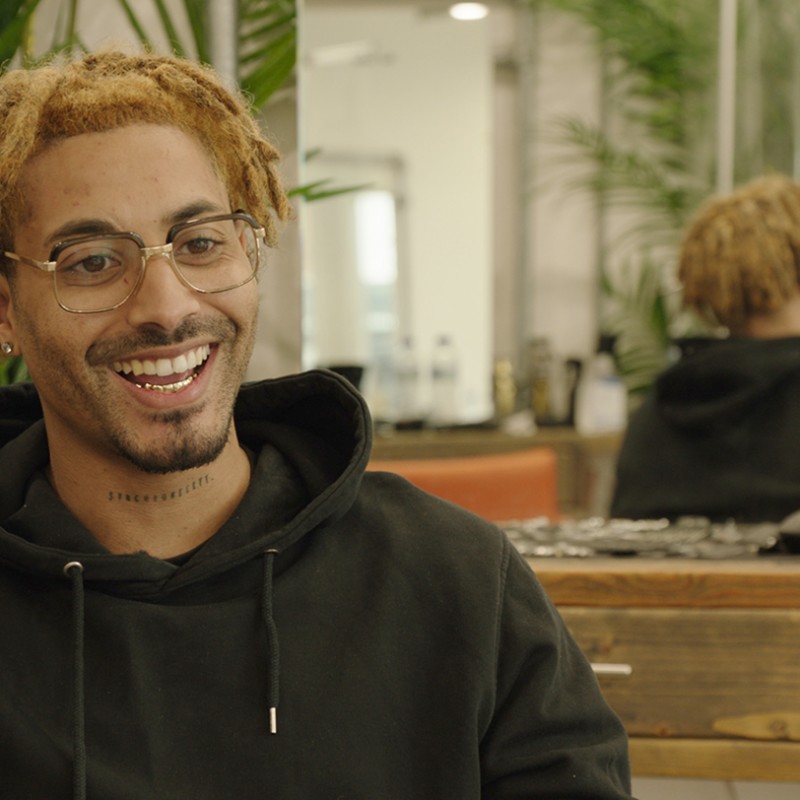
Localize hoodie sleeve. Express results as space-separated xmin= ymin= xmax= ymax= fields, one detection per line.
xmin=480 ymin=540 xmax=633 ymax=799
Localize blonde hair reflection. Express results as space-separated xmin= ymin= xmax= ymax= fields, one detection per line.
xmin=679 ymin=173 xmax=800 ymax=332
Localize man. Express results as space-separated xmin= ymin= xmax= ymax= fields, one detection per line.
xmin=612 ymin=173 xmax=800 ymax=522
xmin=0 ymin=51 xmax=632 ymax=798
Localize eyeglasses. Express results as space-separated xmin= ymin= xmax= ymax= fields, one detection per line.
xmin=3 ymin=212 xmax=266 ymax=313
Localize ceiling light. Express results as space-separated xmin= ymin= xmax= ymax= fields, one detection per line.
xmin=449 ymin=3 xmax=490 ymax=22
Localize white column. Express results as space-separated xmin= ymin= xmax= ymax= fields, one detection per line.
xmin=207 ymin=0 xmax=238 ymax=86
xmin=716 ymin=0 xmax=738 ymax=193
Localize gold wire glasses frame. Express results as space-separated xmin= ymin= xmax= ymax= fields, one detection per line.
xmin=3 ymin=211 xmax=266 ymax=314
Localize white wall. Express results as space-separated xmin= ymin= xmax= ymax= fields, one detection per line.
xmin=525 ymin=11 xmax=603 ymax=359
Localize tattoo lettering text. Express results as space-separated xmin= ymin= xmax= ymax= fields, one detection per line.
xmin=107 ymin=475 xmax=212 ymax=504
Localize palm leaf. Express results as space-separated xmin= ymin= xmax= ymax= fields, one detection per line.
xmin=181 ymin=0 xmax=209 ymax=63
xmin=114 ymin=0 xmax=199 ymax=58
xmin=288 ymin=179 xmax=372 ymax=202
xmin=110 ymin=0 xmax=296 ymax=108
xmin=115 ymin=0 xmax=159 ymax=52
xmin=0 ymin=0 xmax=44 ymax=66
xmin=0 ymin=356 xmax=30 ymax=385
xmin=150 ymin=0 xmax=191 ymax=58
xmin=238 ymin=0 xmax=296 ymax=107
xmin=601 ymin=256 xmax=672 ymax=397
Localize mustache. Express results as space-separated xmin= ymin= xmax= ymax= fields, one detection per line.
xmin=86 ymin=317 xmax=237 ymax=366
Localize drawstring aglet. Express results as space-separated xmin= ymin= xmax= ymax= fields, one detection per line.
xmin=263 ymin=549 xmax=280 ymax=736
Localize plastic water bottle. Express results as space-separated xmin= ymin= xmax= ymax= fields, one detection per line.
xmin=430 ymin=334 xmax=459 ymax=427
xmin=574 ymin=351 xmax=627 ymax=435
xmin=393 ymin=336 xmax=420 ymax=427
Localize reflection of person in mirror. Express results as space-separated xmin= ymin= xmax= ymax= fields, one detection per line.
xmin=0 ymin=50 xmax=633 ymax=798
xmin=613 ymin=173 xmax=800 ymax=522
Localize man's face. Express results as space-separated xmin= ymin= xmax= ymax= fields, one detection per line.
xmin=0 ymin=124 xmax=260 ymax=473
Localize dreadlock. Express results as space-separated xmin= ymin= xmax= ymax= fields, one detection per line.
xmin=0 ymin=49 xmax=290 ymax=261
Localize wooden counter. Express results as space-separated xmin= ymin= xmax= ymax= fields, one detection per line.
xmin=528 ymin=556 xmax=800 ymax=781
xmin=372 ymin=428 xmax=800 ymax=779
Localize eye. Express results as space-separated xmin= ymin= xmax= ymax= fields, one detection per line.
xmin=174 ymin=222 xmax=235 ymax=266
xmin=69 ymin=253 xmax=119 ymax=274
xmin=56 ymin=242 xmax=128 ymax=284
xmin=182 ymin=235 xmax=218 ymax=257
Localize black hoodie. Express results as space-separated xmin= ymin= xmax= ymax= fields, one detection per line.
xmin=611 ymin=336 xmax=800 ymax=521
xmin=0 ymin=370 xmax=632 ymax=799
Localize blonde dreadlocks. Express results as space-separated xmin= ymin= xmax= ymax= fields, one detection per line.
xmin=679 ymin=174 xmax=800 ymax=331
xmin=0 ymin=49 xmax=290 ymax=262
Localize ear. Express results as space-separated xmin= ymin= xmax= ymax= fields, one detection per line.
xmin=0 ymin=272 xmax=19 ymax=356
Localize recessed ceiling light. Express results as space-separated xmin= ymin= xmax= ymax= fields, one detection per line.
xmin=449 ymin=3 xmax=490 ymax=22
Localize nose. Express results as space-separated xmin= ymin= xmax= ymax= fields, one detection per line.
xmin=122 ymin=247 xmax=202 ymax=330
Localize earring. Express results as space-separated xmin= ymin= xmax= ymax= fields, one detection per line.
xmin=1 ymin=342 xmax=13 ymax=356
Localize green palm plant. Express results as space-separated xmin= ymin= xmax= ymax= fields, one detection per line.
xmin=0 ymin=1 xmax=38 ymax=64
xmin=600 ymin=255 xmax=673 ymax=405
xmin=116 ymin=0 xmax=297 ymax=109
xmin=0 ymin=1 xmax=50 ymax=385
xmin=2 ymin=0 xmax=79 ymax=65
xmin=1 ymin=0 xmax=299 ymax=143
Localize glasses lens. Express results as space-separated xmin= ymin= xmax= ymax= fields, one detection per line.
xmin=54 ymin=235 xmax=142 ymax=312
xmin=171 ymin=216 xmax=260 ymax=293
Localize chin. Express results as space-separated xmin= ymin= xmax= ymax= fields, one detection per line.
xmin=113 ymin=421 xmax=231 ymax=475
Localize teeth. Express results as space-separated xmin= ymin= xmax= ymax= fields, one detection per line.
xmin=113 ymin=344 xmax=211 ymax=381
xmin=137 ymin=374 xmax=197 ymax=393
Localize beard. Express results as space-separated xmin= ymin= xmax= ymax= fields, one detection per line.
xmin=93 ymin=317 xmax=252 ymax=474
xmin=24 ymin=310 xmax=256 ymax=476
xmin=107 ymin=405 xmax=234 ymax=474
xmin=8 ymin=232 xmax=260 ymax=481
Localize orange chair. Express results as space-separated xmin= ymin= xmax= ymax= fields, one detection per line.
xmin=367 ymin=447 xmax=559 ymax=522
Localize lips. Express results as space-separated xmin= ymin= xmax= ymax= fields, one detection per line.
xmin=113 ymin=344 xmax=211 ymax=393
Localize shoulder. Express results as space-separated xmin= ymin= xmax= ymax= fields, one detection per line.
xmin=353 ymin=469 xmax=516 ymax=587
xmin=358 ymin=469 xmax=509 ymax=543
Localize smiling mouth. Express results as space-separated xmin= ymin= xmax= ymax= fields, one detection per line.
xmin=112 ymin=344 xmax=212 ymax=393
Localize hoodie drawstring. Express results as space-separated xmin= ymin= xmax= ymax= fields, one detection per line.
xmin=261 ymin=548 xmax=281 ymax=734
xmin=63 ymin=560 xmax=87 ymax=800
xmin=58 ymin=549 xmax=279 ymax=800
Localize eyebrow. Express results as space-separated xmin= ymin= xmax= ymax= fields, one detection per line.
xmin=45 ymin=201 xmax=231 ymax=247
xmin=46 ymin=219 xmax=119 ymax=245
xmin=166 ymin=201 xmax=230 ymax=227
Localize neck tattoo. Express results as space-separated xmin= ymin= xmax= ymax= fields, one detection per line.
xmin=107 ymin=474 xmax=213 ymax=504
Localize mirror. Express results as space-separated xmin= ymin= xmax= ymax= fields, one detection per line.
xmin=298 ymin=0 xmax=496 ymax=424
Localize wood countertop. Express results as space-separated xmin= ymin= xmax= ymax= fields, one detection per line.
xmin=527 ymin=555 xmax=800 ymax=608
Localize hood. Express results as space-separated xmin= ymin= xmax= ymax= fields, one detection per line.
xmin=653 ymin=336 xmax=800 ymax=432
xmin=0 ymin=369 xmax=372 ymax=591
